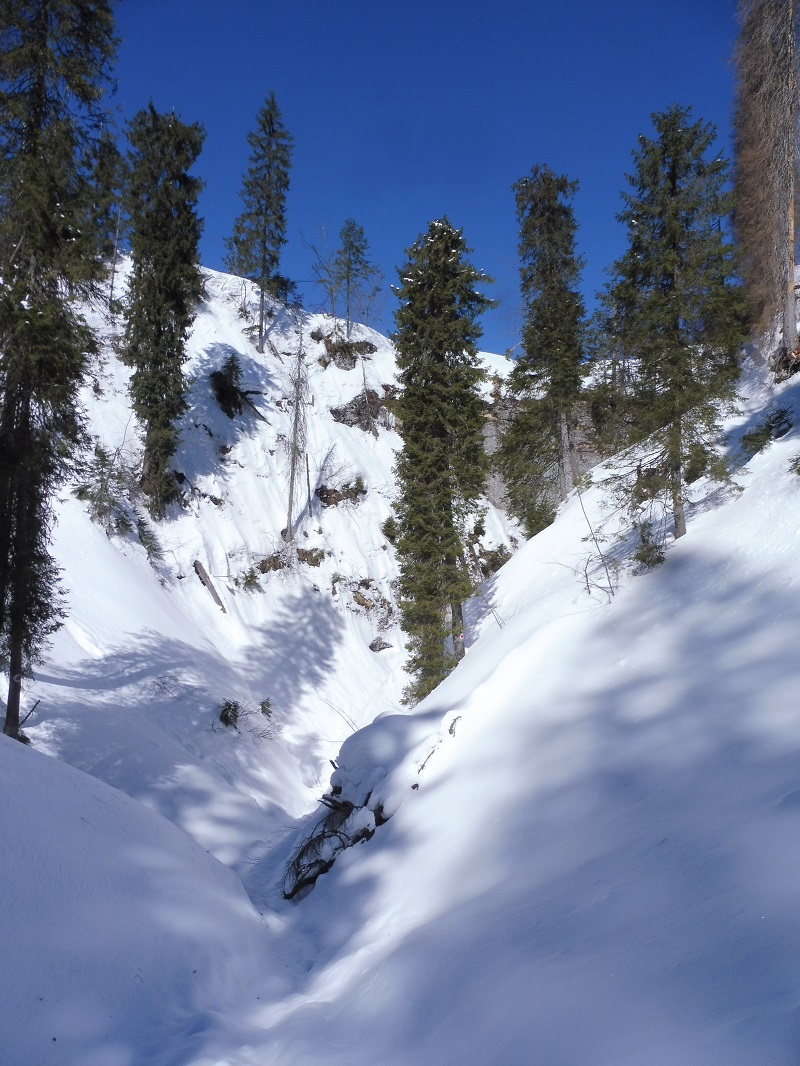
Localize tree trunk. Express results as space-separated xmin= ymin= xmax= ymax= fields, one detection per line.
xmin=450 ymin=600 xmax=465 ymax=663
xmin=558 ymin=410 xmax=575 ymax=500
xmin=565 ymin=413 xmax=580 ymax=486
xmin=784 ymin=0 xmax=798 ymax=353
xmin=257 ymin=287 xmax=266 ymax=354
xmin=669 ymin=420 xmax=687 ymax=539
xmin=786 ymin=168 xmax=797 ymax=353
xmin=3 ymin=635 xmax=23 ymax=738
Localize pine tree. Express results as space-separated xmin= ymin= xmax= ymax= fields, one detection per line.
xmin=393 ymin=219 xmax=493 ymax=703
xmin=332 ymin=218 xmax=382 ymax=338
xmin=89 ymin=128 xmax=126 ymax=308
xmin=226 ymin=92 xmax=293 ymax=352
xmin=732 ymin=0 xmax=798 ymax=359
xmin=604 ymin=105 xmax=746 ymax=543
xmin=498 ymin=165 xmax=585 ymax=533
xmin=0 ymin=0 xmax=116 ymax=738
xmin=123 ymin=104 xmax=204 ymax=518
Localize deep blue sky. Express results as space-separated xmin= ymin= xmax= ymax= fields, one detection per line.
xmin=114 ymin=0 xmax=739 ymax=354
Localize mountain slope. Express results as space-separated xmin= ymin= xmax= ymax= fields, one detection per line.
xmin=210 ymin=355 xmax=800 ymax=1065
xmin=5 ymin=267 xmax=800 ymax=1064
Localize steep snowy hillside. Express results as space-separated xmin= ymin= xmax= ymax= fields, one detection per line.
xmin=200 ymin=352 xmax=800 ymax=1066
xmin=22 ymin=264 xmax=515 ymax=873
xmin=6 ymin=268 xmax=800 ymax=1065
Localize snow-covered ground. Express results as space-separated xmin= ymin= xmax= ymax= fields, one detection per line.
xmin=4 ymin=272 xmax=800 ymax=1064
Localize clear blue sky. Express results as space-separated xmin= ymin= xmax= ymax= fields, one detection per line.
xmin=114 ymin=0 xmax=739 ymax=354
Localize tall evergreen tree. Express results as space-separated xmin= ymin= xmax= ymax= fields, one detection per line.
xmin=0 ymin=0 xmax=116 ymax=738
xmin=332 ymin=218 xmax=382 ymax=338
xmin=123 ymin=103 xmax=204 ymax=518
xmin=498 ymin=165 xmax=585 ymax=533
xmin=393 ymin=219 xmax=493 ymax=703
xmin=732 ymin=0 xmax=798 ymax=358
xmin=226 ymin=92 xmax=293 ymax=352
xmin=604 ymin=105 xmax=745 ymax=542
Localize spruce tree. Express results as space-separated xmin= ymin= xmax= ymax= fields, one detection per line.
xmin=123 ymin=104 xmax=204 ymax=518
xmin=393 ymin=219 xmax=493 ymax=703
xmin=226 ymin=92 xmax=293 ymax=352
xmin=0 ymin=0 xmax=116 ymax=738
xmin=732 ymin=0 xmax=798 ymax=359
xmin=498 ymin=165 xmax=585 ymax=534
xmin=332 ymin=218 xmax=382 ymax=338
xmin=604 ymin=105 xmax=746 ymax=542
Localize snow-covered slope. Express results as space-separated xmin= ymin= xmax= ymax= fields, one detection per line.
xmin=25 ymin=265 xmax=515 ymax=876
xmin=219 ymin=353 xmax=800 ymax=1066
xmin=5 ymin=268 xmax=800 ymax=1064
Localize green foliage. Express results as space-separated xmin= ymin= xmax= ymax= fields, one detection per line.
xmin=235 ymin=566 xmax=261 ymax=592
xmin=599 ymin=105 xmax=747 ymax=540
xmin=218 ymin=696 xmax=277 ymax=737
xmin=210 ymin=354 xmax=244 ymax=418
xmin=740 ymin=407 xmax=791 ymax=457
xmin=89 ymin=129 xmax=127 ymax=265
xmin=510 ymin=165 xmax=585 ymax=406
xmin=73 ymin=442 xmax=139 ymax=534
xmin=226 ymin=93 xmax=293 ymax=348
xmin=123 ymin=104 xmax=205 ymax=518
xmin=498 ymin=165 xmax=585 ymax=522
xmin=632 ymin=521 xmax=666 ymax=571
xmin=496 ymin=396 xmax=559 ymax=536
xmin=135 ymin=512 xmax=164 ymax=566
xmin=393 ymin=218 xmax=493 ymax=702
xmin=0 ymin=0 xmax=117 ymax=736
xmin=332 ymin=218 xmax=383 ymax=336
xmin=381 ymin=516 xmax=399 ymax=544
xmin=218 ymin=699 xmax=241 ymax=729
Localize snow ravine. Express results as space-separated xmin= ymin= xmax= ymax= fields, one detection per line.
xmin=3 ymin=269 xmax=800 ymax=1065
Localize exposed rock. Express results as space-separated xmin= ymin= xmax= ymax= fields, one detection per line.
xmin=369 ymin=637 xmax=392 ymax=652
xmin=330 ymin=389 xmax=382 ymax=433
xmin=315 ymin=480 xmax=366 ymax=507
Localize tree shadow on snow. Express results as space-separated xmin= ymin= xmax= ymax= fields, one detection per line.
xmin=233 ymin=545 xmax=800 ymax=1065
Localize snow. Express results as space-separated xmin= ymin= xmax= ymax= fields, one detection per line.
xmin=4 ymin=270 xmax=800 ymax=1063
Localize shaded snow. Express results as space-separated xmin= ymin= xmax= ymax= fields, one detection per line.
xmin=4 ymin=272 xmax=800 ymax=1064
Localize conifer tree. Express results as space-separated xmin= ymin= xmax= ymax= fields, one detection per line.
xmin=122 ymin=104 xmax=204 ymax=518
xmin=332 ymin=218 xmax=382 ymax=338
xmin=732 ymin=0 xmax=798 ymax=358
xmin=226 ymin=92 xmax=293 ymax=352
xmin=0 ymin=0 xmax=116 ymax=738
xmin=393 ymin=219 xmax=493 ymax=703
xmin=498 ymin=165 xmax=585 ymax=533
xmin=604 ymin=105 xmax=745 ymax=542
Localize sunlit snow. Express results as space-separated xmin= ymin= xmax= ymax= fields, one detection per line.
xmin=3 ymin=266 xmax=800 ymax=1065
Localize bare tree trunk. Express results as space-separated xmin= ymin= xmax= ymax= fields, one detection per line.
xmin=3 ymin=636 xmax=23 ymax=738
xmin=785 ymin=0 xmax=798 ymax=353
xmin=450 ymin=600 xmax=465 ymax=663
xmin=107 ymin=202 xmax=122 ymax=314
xmin=566 ymin=415 xmax=580 ymax=486
xmin=257 ymin=287 xmax=266 ymax=354
xmin=285 ymin=337 xmax=308 ymax=540
xmin=558 ymin=410 xmax=575 ymax=499
xmin=669 ymin=420 xmax=687 ymax=539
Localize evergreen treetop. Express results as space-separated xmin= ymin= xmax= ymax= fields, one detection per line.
xmin=510 ymin=164 xmax=585 ymax=406
xmin=123 ymin=103 xmax=205 ymax=517
xmin=332 ymin=218 xmax=382 ymax=338
xmin=498 ymin=164 xmax=586 ymax=522
xmin=602 ymin=104 xmax=746 ymax=541
xmin=226 ymin=92 xmax=293 ymax=349
xmin=0 ymin=0 xmax=117 ymax=738
xmin=393 ymin=218 xmax=493 ymax=702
